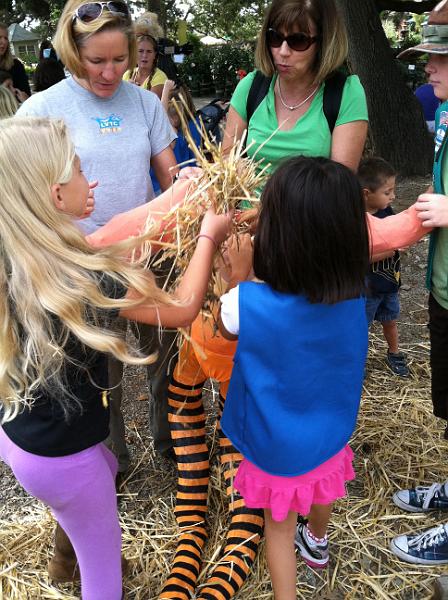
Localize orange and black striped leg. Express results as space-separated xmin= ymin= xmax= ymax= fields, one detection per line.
xmin=197 ymin=387 xmax=264 ymax=600
xmin=159 ymin=366 xmax=210 ymax=600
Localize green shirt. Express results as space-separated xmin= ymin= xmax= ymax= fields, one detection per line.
xmin=230 ymin=70 xmax=368 ymax=178
xmin=432 ymin=102 xmax=448 ymax=309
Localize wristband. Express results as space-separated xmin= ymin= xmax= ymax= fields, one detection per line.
xmin=197 ymin=233 xmax=218 ymax=248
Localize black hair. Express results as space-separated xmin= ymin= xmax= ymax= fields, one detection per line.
xmin=253 ymin=156 xmax=369 ymax=304
xmin=39 ymin=40 xmax=58 ymax=62
xmin=0 ymin=70 xmax=12 ymax=85
xmin=358 ymin=156 xmax=396 ymax=192
xmin=33 ymin=59 xmax=65 ymax=92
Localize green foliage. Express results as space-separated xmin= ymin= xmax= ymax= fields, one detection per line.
xmin=177 ymin=42 xmax=254 ymax=96
xmin=183 ymin=0 xmax=269 ymax=43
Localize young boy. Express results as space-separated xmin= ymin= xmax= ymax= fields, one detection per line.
xmin=359 ymin=157 xmax=409 ymax=377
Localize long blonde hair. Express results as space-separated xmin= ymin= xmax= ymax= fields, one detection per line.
xmin=0 ymin=117 xmax=175 ymax=422
xmin=53 ymin=0 xmax=137 ymax=78
xmin=0 ymin=86 xmax=18 ymax=118
xmin=0 ymin=24 xmax=14 ymax=71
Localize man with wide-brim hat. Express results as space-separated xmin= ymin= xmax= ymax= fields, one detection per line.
xmin=390 ymin=0 xmax=448 ymax=567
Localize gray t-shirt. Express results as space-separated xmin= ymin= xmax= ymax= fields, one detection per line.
xmin=17 ymin=77 xmax=176 ymax=233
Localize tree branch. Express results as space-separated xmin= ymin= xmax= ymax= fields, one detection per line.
xmin=375 ymin=0 xmax=438 ymax=12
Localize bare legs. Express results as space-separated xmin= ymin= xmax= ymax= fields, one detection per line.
xmin=264 ymin=503 xmax=333 ymax=600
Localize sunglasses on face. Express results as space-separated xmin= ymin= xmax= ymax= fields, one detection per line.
xmin=73 ymin=1 xmax=131 ymax=23
xmin=266 ymin=28 xmax=318 ymax=52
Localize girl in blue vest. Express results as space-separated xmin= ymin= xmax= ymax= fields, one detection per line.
xmin=219 ymin=156 xmax=369 ymax=599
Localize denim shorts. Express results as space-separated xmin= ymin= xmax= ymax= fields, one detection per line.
xmin=366 ymin=291 xmax=400 ymax=325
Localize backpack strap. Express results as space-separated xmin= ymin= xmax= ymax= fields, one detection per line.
xmin=246 ymin=71 xmax=272 ymax=124
xmin=323 ymin=71 xmax=347 ymax=134
xmin=245 ymin=70 xmax=346 ymax=135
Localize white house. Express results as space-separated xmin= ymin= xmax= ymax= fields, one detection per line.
xmin=8 ymin=23 xmax=40 ymax=61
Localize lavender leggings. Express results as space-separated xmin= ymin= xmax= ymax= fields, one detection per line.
xmin=0 ymin=427 xmax=122 ymax=600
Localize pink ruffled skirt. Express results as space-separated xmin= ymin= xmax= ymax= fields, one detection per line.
xmin=234 ymin=445 xmax=355 ymax=522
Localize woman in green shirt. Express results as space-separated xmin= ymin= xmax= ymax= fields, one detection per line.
xmin=223 ymin=0 xmax=368 ymax=176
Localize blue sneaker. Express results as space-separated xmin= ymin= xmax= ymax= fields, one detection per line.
xmin=393 ymin=482 xmax=448 ymax=513
xmin=390 ymin=524 xmax=448 ymax=565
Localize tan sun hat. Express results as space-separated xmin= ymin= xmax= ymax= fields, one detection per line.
xmin=398 ymin=0 xmax=448 ymax=59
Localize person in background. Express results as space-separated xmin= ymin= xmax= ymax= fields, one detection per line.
xmin=123 ymin=12 xmax=167 ymax=99
xmin=34 ymin=58 xmax=66 ymax=92
xmin=0 ymin=85 xmax=18 ymax=117
xmin=415 ymin=82 xmax=440 ymax=133
xmin=359 ymin=157 xmax=410 ymax=377
xmin=0 ymin=69 xmax=27 ymax=103
xmin=0 ymin=23 xmax=30 ymax=98
xmin=151 ymin=80 xmax=201 ymax=195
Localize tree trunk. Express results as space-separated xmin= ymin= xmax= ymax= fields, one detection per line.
xmin=338 ymin=0 xmax=434 ymax=176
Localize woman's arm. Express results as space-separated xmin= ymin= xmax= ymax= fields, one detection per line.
xmin=120 ymin=209 xmax=232 ymax=328
xmin=330 ymin=120 xmax=368 ymax=172
xmin=151 ymin=146 xmax=178 ymax=191
xmin=222 ymin=106 xmax=247 ymax=156
xmin=368 ymin=204 xmax=431 ymax=260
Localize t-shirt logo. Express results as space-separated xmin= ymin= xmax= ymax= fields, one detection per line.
xmin=92 ymin=114 xmax=123 ymax=134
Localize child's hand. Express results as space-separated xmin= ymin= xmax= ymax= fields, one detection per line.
xmin=79 ymin=180 xmax=98 ymax=219
xmin=163 ymin=79 xmax=176 ymax=94
xmin=236 ymin=207 xmax=259 ymax=234
xmin=200 ymin=208 xmax=233 ymax=246
xmin=415 ymin=193 xmax=448 ymax=227
xmin=161 ymin=79 xmax=177 ymax=109
xmin=225 ymin=233 xmax=253 ymax=282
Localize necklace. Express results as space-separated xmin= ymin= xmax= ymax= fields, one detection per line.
xmin=277 ymin=79 xmax=319 ymax=111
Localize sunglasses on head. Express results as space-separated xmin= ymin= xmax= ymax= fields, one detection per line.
xmin=267 ymin=28 xmax=317 ymax=52
xmin=73 ymin=1 xmax=131 ymax=23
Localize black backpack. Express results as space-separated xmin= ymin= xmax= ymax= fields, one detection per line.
xmin=246 ymin=70 xmax=347 ymax=133
xmin=196 ymin=100 xmax=229 ymax=144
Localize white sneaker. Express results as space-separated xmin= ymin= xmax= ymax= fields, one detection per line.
xmin=294 ymin=523 xmax=329 ymax=568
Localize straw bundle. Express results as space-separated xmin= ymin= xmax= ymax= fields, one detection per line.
xmin=1 ymin=322 xmax=448 ymax=599
xmin=149 ymin=98 xmax=268 ymax=313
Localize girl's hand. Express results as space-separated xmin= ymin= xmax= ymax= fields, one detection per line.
xmin=226 ymin=233 xmax=253 ymax=282
xmin=236 ymin=207 xmax=259 ymax=234
xmin=415 ymin=193 xmax=448 ymax=227
xmin=200 ymin=208 xmax=233 ymax=246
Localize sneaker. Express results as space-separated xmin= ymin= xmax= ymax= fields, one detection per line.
xmin=393 ymin=482 xmax=448 ymax=513
xmin=390 ymin=524 xmax=448 ymax=565
xmin=386 ymin=351 xmax=409 ymax=377
xmin=294 ymin=523 xmax=329 ymax=568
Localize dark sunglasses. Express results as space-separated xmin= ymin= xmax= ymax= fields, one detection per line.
xmin=267 ymin=28 xmax=318 ymax=52
xmin=73 ymin=1 xmax=131 ymax=23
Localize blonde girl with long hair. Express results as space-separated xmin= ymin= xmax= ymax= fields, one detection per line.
xmin=0 ymin=117 xmax=231 ymax=600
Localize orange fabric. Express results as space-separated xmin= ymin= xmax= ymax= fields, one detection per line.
xmin=178 ymin=314 xmax=236 ymax=384
xmin=368 ymin=205 xmax=430 ymax=258
xmin=86 ymin=179 xmax=193 ymax=249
